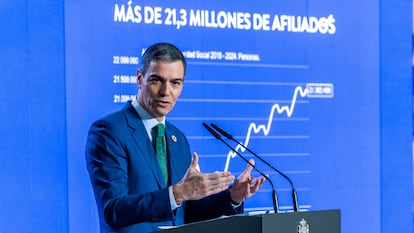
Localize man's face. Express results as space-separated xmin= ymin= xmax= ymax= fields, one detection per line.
xmin=137 ymin=60 xmax=184 ymax=121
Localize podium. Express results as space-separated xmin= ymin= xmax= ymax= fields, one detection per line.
xmin=156 ymin=209 xmax=340 ymax=233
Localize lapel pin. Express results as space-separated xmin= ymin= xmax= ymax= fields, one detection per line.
xmin=171 ymin=135 xmax=177 ymax=142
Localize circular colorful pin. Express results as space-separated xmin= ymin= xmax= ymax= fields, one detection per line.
xmin=171 ymin=135 xmax=177 ymax=142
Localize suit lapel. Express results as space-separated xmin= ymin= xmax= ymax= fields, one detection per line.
xmin=165 ymin=123 xmax=189 ymax=185
xmin=123 ymin=103 xmax=166 ymax=188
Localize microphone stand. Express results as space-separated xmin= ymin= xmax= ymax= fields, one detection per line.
xmin=210 ymin=123 xmax=299 ymax=212
xmin=202 ymin=123 xmax=280 ymax=214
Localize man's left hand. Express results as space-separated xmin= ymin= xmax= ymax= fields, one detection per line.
xmin=229 ymin=159 xmax=266 ymax=204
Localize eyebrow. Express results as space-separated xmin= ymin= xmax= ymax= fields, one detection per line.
xmin=149 ymin=74 xmax=184 ymax=82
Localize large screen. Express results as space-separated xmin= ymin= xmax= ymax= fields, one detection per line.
xmin=63 ymin=1 xmax=405 ymax=233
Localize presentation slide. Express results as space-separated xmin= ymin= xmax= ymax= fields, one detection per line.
xmin=63 ymin=1 xmax=398 ymax=232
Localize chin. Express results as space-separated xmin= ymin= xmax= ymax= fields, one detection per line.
xmin=155 ymin=109 xmax=171 ymax=117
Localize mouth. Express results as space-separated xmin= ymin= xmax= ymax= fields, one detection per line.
xmin=154 ymin=100 xmax=170 ymax=108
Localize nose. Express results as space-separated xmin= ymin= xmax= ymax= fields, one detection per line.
xmin=159 ymin=82 xmax=171 ymax=96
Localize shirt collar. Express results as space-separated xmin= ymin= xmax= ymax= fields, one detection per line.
xmin=132 ymin=97 xmax=165 ymax=140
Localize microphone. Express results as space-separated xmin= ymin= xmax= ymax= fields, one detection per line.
xmin=202 ymin=122 xmax=280 ymax=214
xmin=210 ymin=123 xmax=300 ymax=212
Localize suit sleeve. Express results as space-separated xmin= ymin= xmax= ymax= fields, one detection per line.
xmin=85 ymin=119 xmax=174 ymax=229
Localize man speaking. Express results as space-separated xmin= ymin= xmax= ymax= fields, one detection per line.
xmin=85 ymin=42 xmax=265 ymax=233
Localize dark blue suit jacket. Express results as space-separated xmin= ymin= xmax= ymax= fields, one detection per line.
xmin=85 ymin=102 xmax=242 ymax=233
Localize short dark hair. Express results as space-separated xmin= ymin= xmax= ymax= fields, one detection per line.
xmin=140 ymin=42 xmax=187 ymax=77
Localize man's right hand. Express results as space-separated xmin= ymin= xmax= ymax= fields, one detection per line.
xmin=172 ymin=152 xmax=234 ymax=205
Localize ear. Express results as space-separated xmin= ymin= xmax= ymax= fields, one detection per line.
xmin=136 ymin=69 xmax=143 ymax=88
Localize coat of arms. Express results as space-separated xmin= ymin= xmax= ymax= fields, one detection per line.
xmin=297 ymin=218 xmax=309 ymax=233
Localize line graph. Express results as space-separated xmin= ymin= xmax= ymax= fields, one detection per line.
xmin=224 ymin=83 xmax=334 ymax=171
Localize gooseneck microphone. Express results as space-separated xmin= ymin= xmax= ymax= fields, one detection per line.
xmin=202 ymin=122 xmax=280 ymax=214
xmin=210 ymin=123 xmax=299 ymax=212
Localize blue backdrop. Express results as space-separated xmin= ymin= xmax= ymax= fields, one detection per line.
xmin=0 ymin=0 xmax=412 ymax=233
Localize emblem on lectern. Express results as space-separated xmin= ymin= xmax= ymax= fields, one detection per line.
xmin=297 ymin=218 xmax=309 ymax=233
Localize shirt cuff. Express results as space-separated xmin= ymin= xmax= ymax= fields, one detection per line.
xmin=169 ymin=186 xmax=181 ymax=210
xmin=228 ymin=189 xmax=242 ymax=208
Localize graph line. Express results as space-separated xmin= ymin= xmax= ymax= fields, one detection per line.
xmin=224 ymin=83 xmax=333 ymax=171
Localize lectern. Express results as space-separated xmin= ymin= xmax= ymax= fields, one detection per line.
xmin=155 ymin=209 xmax=340 ymax=233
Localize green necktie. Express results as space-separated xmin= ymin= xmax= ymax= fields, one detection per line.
xmin=153 ymin=123 xmax=168 ymax=184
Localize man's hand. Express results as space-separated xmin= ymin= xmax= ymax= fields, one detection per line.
xmin=173 ymin=152 xmax=235 ymax=204
xmin=229 ymin=159 xmax=266 ymax=204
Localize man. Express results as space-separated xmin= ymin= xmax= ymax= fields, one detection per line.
xmin=85 ymin=42 xmax=265 ymax=233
